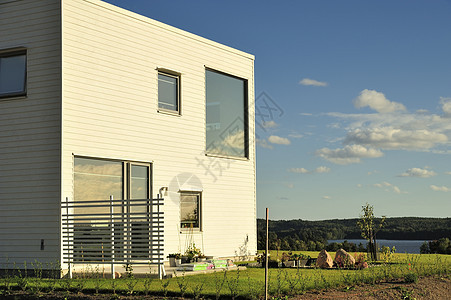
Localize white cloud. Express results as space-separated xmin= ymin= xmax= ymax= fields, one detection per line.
xmin=315 ymin=145 xmax=383 ymax=165
xmin=326 ymin=103 xmax=451 ymax=155
xmin=314 ymin=166 xmax=331 ymax=173
xmin=288 ymin=166 xmax=330 ymax=174
xmin=288 ymin=132 xmax=304 ymax=139
xmin=374 ymin=181 xmax=406 ymax=194
xmin=256 ymin=138 xmax=273 ymax=149
xmin=344 ymin=127 xmax=448 ymax=150
xmin=300 ymin=112 xmax=313 ymax=116
xmin=262 ymin=120 xmax=278 ymax=129
xmin=393 ymin=186 xmax=401 ymax=194
xmin=268 ymin=135 xmax=291 ymax=145
xmin=440 ymin=97 xmax=451 ymax=117
xmin=285 ymin=183 xmax=294 ymax=189
xmin=322 ymin=196 xmax=331 ymax=200
xmin=445 ymin=171 xmax=451 ymax=175
xmin=299 ymin=78 xmax=328 ymax=87
xmin=430 ymin=185 xmax=451 ymax=192
xmin=399 ymin=168 xmax=437 ymax=178
xmin=221 ymin=130 xmax=245 ymax=150
xmin=353 ymin=89 xmax=406 ymax=113
xmin=319 ymin=97 xmax=451 ymax=163
xmin=328 ymin=123 xmax=341 ymax=129
xmin=416 ymin=109 xmax=429 ymax=114
xmin=288 ymin=168 xmax=309 ymax=173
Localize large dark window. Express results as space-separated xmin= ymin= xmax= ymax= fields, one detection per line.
xmin=206 ymin=69 xmax=247 ymax=157
xmin=0 ymin=50 xmax=27 ymax=98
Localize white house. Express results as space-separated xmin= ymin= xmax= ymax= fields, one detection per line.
xmin=0 ymin=0 xmax=256 ymax=273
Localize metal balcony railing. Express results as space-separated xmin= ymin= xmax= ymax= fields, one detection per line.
xmin=61 ymin=196 xmax=164 ymax=277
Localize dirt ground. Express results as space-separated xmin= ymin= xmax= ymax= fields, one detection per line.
xmin=294 ymin=275 xmax=450 ymax=300
xmin=1 ymin=275 xmax=450 ymax=299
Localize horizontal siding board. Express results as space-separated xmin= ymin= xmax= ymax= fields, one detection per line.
xmin=0 ymin=193 xmax=60 ymax=201
xmin=0 ymin=145 xmax=60 ymax=156
xmin=65 ymin=0 xmax=253 ymax=60
xmin=0 ymin=176 xmax=61 ymax=187
xmin=62 ymin=0 xmax=255 ymax=260
xmin=0 ymin=0 xmax=61 ymax=264
xmin=0 ymin=197 xmax=60 ymax=206
xmin=0 ymin=233 xmax=58 ymax=240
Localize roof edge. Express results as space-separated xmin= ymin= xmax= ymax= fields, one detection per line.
xmin=80 ymin=0 xmax=255 ymax=60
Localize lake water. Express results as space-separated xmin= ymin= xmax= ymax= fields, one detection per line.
xmin=327 ymin=239 xmax=428 ymax=254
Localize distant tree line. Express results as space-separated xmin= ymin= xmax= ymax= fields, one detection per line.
xmin=420 ymin=238 xmax=451 ymax=254
xmin=257 ymin=217 xmax=451 ymax=251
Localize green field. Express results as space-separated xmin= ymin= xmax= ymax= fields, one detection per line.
xmin=1 ymin=253 xmax=450 ymax=298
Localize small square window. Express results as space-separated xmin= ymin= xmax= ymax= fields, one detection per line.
xmin=180 ymin=192 xmax=201 ymax=230
xmin=158 ymin=72 xmax=180 ymax=113
xmin=0 ymin=50 xmax=27 ymax=98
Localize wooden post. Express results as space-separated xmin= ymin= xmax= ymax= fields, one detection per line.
xmin=66 ymin=197 xmax=72 ymax=279
xmin=265 ymin=208 xmax=269 ymax=300
xmin=110 ymin=195 xmax=115 ymax=279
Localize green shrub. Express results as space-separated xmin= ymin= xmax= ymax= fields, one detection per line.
xmin=404 ymin=272 xmax=418 ymax=283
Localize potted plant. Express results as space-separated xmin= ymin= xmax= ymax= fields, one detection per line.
xmin=167 ymin=253 xmax=181 ymax=267
xmin=290 ymin=253 xmax=311 ymax=267
xmin=185 ymin=243 xmax=202 ymax=263
xmin=281 ymin=252 xmax=295 ymax=267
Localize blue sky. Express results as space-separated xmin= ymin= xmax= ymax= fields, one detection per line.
xmin=104 ymin=0 xmax=451 ymax=220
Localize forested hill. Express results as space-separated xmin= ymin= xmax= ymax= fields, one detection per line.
xmin=257 ymin=217 xmax=451 ymax=247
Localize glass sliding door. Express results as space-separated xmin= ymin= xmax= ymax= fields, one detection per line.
xmin=72 ymin=157 xmax=152 ymax=261
xmin=73 ymin=157 xmax=124 ymax=261
xmin=129 ymin=164 xmax=151 ymax=258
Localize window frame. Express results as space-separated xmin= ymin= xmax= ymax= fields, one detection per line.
xmin=157 ymin=69 xmax=181 ymax=115
xmin=0 ymin=48 xmax=27 ymax=99
xmin=205 ymin=67 xmax=249 ymax=159
xmin=73 ymin=155 xmax=152 ymax=202
xmin=180 ymin=191 xmax=202 ymax=231
xmin=72 ymin=156 xmax=153 ymax=260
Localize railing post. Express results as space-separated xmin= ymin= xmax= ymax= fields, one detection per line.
xmin=110 ymin=195 xmax=115 ymax=279
xmin=156 ymin=195 xmax=162 ymax=280
xmin=66 ymin=197 xmax=72 ymax=279
xmin=265 ymin=207 xmax=269 ymax=300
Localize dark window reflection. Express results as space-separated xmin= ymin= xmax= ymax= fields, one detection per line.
xmin=181 ymin=192 xmax=200 ymax=229
xmin=158 ymin=73 xmax=179 ymax=111
xmin=206 ymin=69 xmax=247 ymax=157
xmin=0 ymin=53 xmax=26 ymax=96
xmin=74 ymin=157 xmax=123 ymax=201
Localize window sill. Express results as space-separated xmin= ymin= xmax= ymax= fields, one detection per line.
xmin=157 ymin=109 xmax=181 ymax=116
xmin=180 ymin=229 xmax=202 ymax=234
xmin=0 ymin=94 xmax=27 ymax=101
xmin=205 ymin=152 xmax=249 ymax=161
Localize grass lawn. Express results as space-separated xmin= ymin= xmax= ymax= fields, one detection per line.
xmin=0 ymin=253 xmax=449 ymax=298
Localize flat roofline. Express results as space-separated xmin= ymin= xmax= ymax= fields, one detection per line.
xmin=81 ymin=0 xmax=255 ymax=60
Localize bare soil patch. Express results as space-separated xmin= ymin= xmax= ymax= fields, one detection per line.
xmin=294 ymin=275 xmax=450 ymax=300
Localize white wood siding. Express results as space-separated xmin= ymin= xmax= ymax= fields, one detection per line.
xmin=0 ymin=0 xmax=61 ymax=264
xmin=62 ymin=0 xmax=256 ymax=258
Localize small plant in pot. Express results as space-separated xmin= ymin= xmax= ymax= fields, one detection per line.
xmin=185 ymin=243 xmax=202 ymax=263
xmin=167 ymin=253 xmax=181 ymax=267
xmin=197 ymin=254 xmax=207 ymax=262
xmin=290 ymin=253 xmax=311 ymax=267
